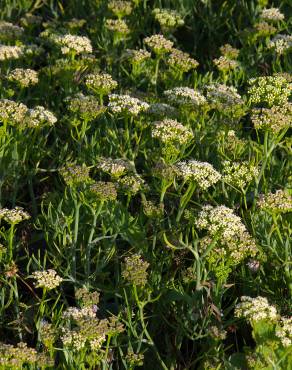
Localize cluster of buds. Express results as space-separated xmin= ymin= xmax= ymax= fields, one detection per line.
xmin=251 ymin=103 xmax=292 ymax=133
xmin=248 ymin=75 xmax=291 ymax=107
xmin=196 ymin=205 xmax=258 ymax=264
xmin=268 ymin=34 xmax=292 ymax=55
xmin=108 ymin=0 xmax=133 ymax=18
xmin=122 ymin=254 xmax=149 ymax=287
xmin=66 ymin=93 xmax=106 ymax=120
xmin=152 ymin=8 xmax=184 ymax=31
xmin=222 ymin=160 xmax=259 ymax=189
xmin=0 ymin=21 xmax=24 ymax=41
xmin=167 ymin=48 xmax=199 ymax=73
xmin=257 ymin=189 xmax=292 ymax=213
xmin=59 ymin=163 xmax=91 ymax=186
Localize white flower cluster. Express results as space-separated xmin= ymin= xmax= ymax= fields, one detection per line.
xmin=0 ymin=100 xmax=57 ymax=128
xmin=26 ymin=106 xmax=57 ymax=127
xmin=0 ymin=206 xmax=30 ymax=224
xmin=206 ymin=83 xmax=243 ymax=108
xmin=62 ymin=306 xmax=96 ymax=320
xmin=53 ymin=34 xmax=92 ymax=55
xmin=168 ymin=48 xmax=199 ymax=72
xmin=164 ymin=87 xmax=206 ymax=107
xmin=251 ymin=103 xmax=292 ymax=133
xmin=213 ymin=56 xmax=239 ymax=71
xmin=151 ymin=119 xmax=193 ymax=146
xmin=108 ymin=94 xmax=149 ymax=115
xmin=257 ymin=189 xmax=292 ymax=213
xmin=176 ymin=160 xmax=221 ymax=189
xmin=0 ymin=99 xmax=28 ymax=125
xmin=260 ymin=8 xmax=285 ymax=22
xmin=220 ymin=44 xmax=239 ymax=59
xmin=105 ymin=19 xmax=130 ymax=34
xmin=268 ymin=34 xmax=292 ymax=55
xmin=0 ymin=44 xmax=24 ymax=61
xmin=0 ymin=21 xmax=24 ymax=40
xmin=85 ymin=72 xmax=118 ymax=94
xmin=125 ymin=48 xmax=151 ymax=63
xmin=144 ymin=34 xmax=173 ymax=53
xmin=7 ymin=68 xmax=38 ymax=87
xmin=248 ymin=75 xmax=291 ymax=107
xmin=152 ymin=8 xmax=184 ymax=29
xmin=32 ymin=269 xmax=62 ymax=290
xmin=61 ymin=329 xmax=86 ymax=351
xmin=275 ymin=317 xmax=292 ymax=347
xmin=97 ymin=157 xmax=132 ymax=178
xmin=235 ymin=296 xmax=278 ymax=322
xmin=196 ymin=205 xmax=246 ymax=239
xmin=196 ymin=205 xmax=258 ymax=263
xmin=222 ymin=160 xmax=259 ymax=189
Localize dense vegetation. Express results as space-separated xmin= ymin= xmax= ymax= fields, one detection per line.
xmin=0 ymin=0 xmax=291 ymax=368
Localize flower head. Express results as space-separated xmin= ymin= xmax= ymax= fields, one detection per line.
xmin=85 ymin=72 xmax=118 ymax=95
xmin=151 ymin=119 xmax=193 ymax=146
xmin=0 ymin=207 xmax=30 ymax=224
xmin=235 ymin=296 xmax=278 ymax=322
xmin=144 ymin=34 xmax=173 ymax=54
xmin=0 ymin=44 xmax=24 ymax=61
xmin=32 ymin=269 xmax=62 ymax=290
xmin=176 ymin=160 xmax=221 ymax=189
xmin=260 ymin=8 xmax=284 ymax=22
xmin=257 ymin=190 xmax=292 ymax=213
xmin=108 ymin=94 xmax=149 ymax=116
xmin=7 ymin=68 xmax=38 ymax=87
xmin=164 ymin=87 xmax=206 ymax=107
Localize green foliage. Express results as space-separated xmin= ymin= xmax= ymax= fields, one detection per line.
xmin=0 ymin=0 xmax=291 ymax=369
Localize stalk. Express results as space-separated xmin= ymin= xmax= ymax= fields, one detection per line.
xmin=133 ymin=286 xmax=168 ymax=370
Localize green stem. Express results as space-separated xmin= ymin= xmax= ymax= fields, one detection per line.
xmin=8 ymin=224 xmax=15 ymax=261
xmin=86 ymin=202 xmax=103 ymax=281
xmin=133 ymin=286 xmax=168 ymax=370
xmin=176 ymin=182 xmax=196 ymax=222
xmin=72 ymin=200 xmax=81 ymax=281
